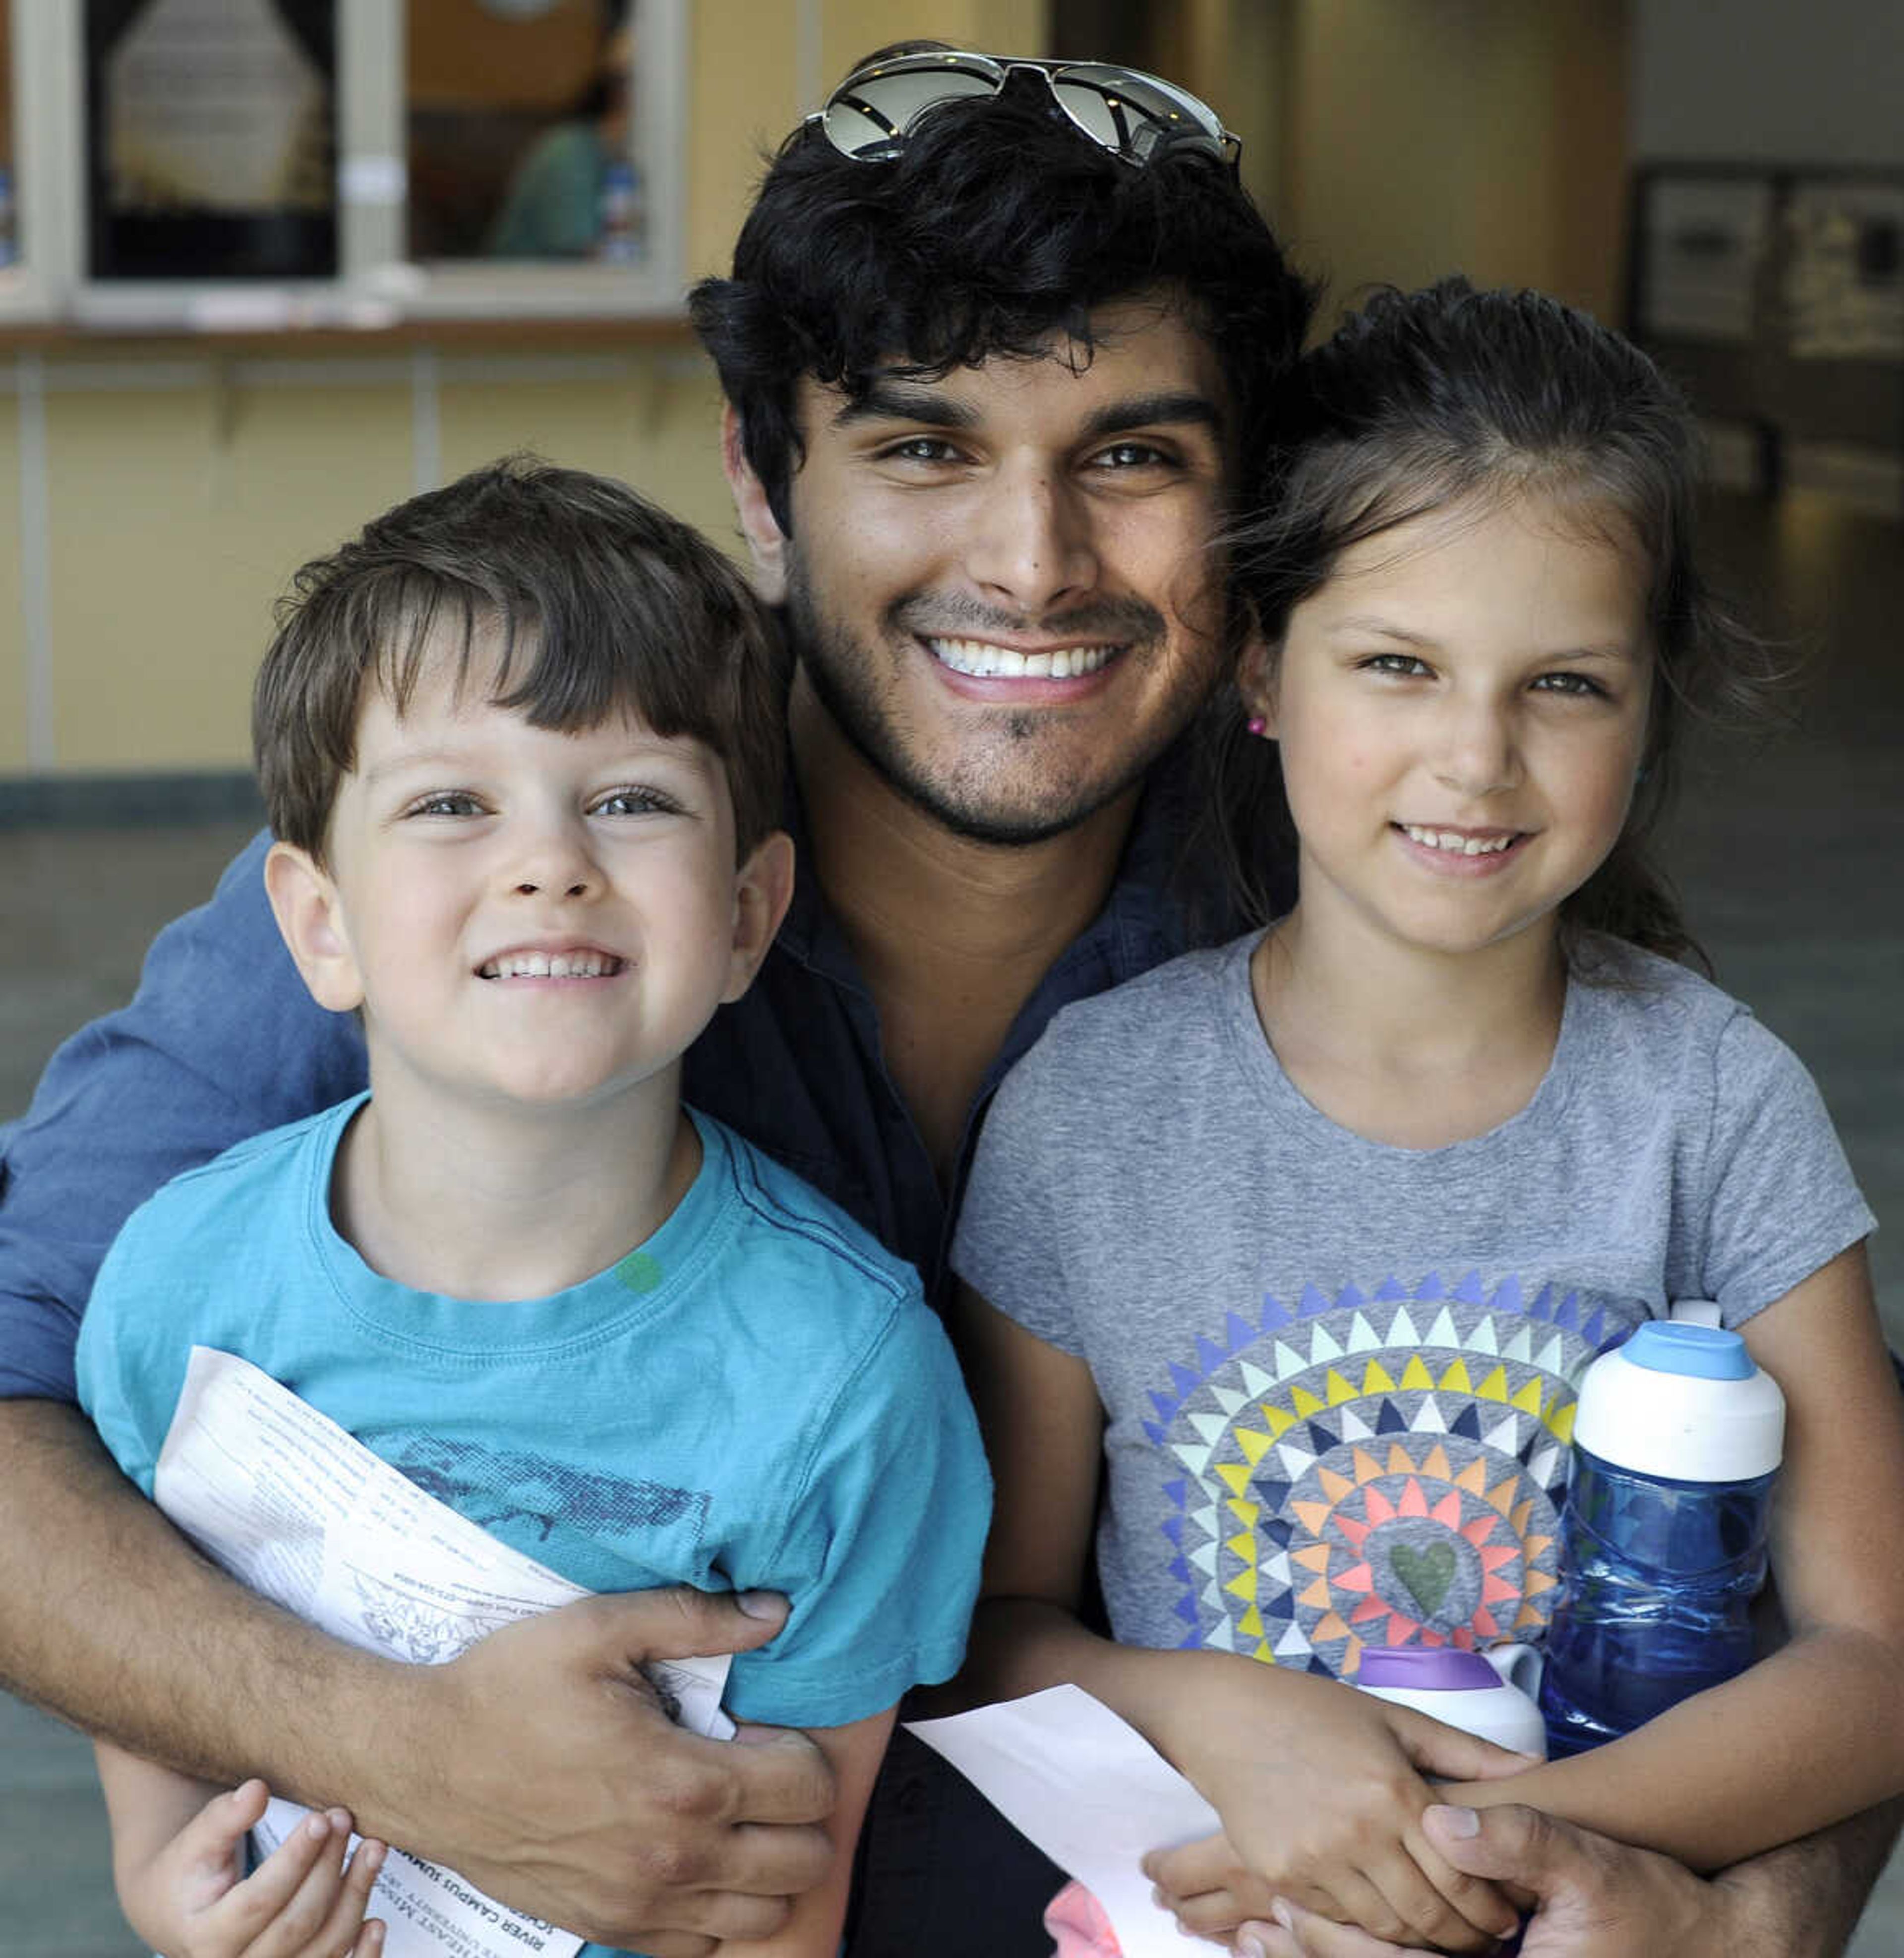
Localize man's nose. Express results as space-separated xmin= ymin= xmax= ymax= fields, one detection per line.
xmin=963 ymin=461 xmax=1097 ymax=614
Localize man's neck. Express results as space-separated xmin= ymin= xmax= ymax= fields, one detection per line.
xmin=333 ymin=1075 xmax=698 ymax=1302
xmin=790 ymin=680 xmax=1141 ymax=1183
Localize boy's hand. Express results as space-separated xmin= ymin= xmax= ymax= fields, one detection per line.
xmin=1154 ymin=1671 xmax=1527 ymax=1952
xmin=118 ymin=1777 xmax=386 ymax=1958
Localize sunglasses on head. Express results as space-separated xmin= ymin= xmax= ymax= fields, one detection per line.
xmin=811 ymin=49 xmax=1240 ymax=172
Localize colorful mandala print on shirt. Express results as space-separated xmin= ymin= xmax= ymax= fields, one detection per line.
xmin=1145 ymin=1271 xmax=1633 ymax=1678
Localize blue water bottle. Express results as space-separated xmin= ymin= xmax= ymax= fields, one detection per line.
xmin=1540 ymin=1317 xmax=1784 ymax=1758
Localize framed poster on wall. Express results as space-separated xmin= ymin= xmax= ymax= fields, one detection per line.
xmin=86 ymin=0 xmax=339 ymax=281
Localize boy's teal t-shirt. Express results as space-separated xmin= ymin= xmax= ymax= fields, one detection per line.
xmin=76 ymin=1094 xmax=989 ymax=1725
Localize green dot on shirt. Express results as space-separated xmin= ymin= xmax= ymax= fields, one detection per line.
xmin=616 ymin=1250 xmax=662 ymax=1294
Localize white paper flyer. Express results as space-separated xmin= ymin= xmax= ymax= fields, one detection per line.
xmin=906 ymin=1685 xmax=1221 ymax=1958
xmin=155 ymin=1345 xmax=732 ymax=1958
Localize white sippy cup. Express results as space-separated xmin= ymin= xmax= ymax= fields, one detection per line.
xmin=1353 ymin=1645 xmax=1547 ymax=1757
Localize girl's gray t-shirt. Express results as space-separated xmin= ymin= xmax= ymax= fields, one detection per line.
xmin=952 ymin=932 xmax=1874 ymax=1673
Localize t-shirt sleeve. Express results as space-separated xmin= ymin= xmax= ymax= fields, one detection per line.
xmin=719 ymin=1297 xmax=992 ymax=1731
xmin=1698 ymin=1011 xmax=1876 ymax=1326
xmin=0 ymin=832 xmax=366 ymax=1401
xmin=951 ymin=1027 xmax=1087 ymax=1356
xmin=73 ymin=1201 xmax=185 ymax=1497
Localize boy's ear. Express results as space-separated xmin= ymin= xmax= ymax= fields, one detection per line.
xmin=1237 ymin=634 xmax=1281 ymax=736
xmin=263 ymin=840 xmax=365 ymax=1014
xmin=722 ymin=830 xmax=796 ymax=1004
xmin=721 ymin=404 xmax=789 ymax=606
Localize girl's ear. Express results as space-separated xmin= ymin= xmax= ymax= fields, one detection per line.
xmin=264 ymin=841 xmax=365 ymax=1014
xmin=721 ymin=405 xmax=789 ymax=606
xmin=722 ymin=830 xmax=796 ymax=1005
xmin=1238 ymin=635 xmax=1280 ymax=736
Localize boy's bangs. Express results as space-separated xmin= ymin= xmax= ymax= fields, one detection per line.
xmin=369 ymin=577 xmax=689 ymax=744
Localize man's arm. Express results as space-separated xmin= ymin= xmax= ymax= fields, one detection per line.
xmin=1239 ymin=1799 xmax=1904 ymax=1958
xmin=0 ymin=832 xmax=363 ymax=1400
xmin=0 ymin=1400 xmax=835 ymax=1954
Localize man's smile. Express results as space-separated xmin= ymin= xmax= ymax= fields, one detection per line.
xmin=923 ymin=635 xmax=1121 ymax=680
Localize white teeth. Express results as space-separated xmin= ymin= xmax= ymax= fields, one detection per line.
xmin=479 ymin=951 xmax=618 ymax=979
xmin=926 ymin=637 xmax=1115 ymax=679
xmin=1402 ymin=825 xmax=1517 ymax=856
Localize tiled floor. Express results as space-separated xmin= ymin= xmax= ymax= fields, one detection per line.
xmin=1 ymin=490 xmax=1900 ymax=1951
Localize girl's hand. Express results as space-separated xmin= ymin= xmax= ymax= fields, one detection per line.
xmin=117 ymin=1778 xmax=387 ymax=1958
xmin=1158 ymin=1668 xmax=1527 ymax=1952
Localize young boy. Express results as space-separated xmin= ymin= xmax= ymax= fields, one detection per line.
xmin=73 ymin=459 xmax=991 ymax=1958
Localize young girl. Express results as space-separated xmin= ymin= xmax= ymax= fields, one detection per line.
xmin=948 ymin=279 xmax=1904 ymax=1954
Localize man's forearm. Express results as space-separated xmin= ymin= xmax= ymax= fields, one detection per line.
xmin=0 ymin=1399 xmax=412 ymax=1812
xmin=1713 ymin=1796 xmax=1904 ymax=1958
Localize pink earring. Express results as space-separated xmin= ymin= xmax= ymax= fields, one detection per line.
xmin=1246 ymin=715 xmax=1268 ymax=737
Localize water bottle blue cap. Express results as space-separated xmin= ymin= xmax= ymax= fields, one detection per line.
xmin=1622 ymin=1320 xmax=1753 ymax=1380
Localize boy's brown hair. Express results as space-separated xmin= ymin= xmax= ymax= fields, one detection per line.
xmin=253 ymin=457 xmax=790 ymax=862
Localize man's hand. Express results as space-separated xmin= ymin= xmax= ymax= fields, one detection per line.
xmin=1235 ymin=1799 xmax=1895 ymax=1958
xmin=385 ymin=1588 xmax=837 ymax=1957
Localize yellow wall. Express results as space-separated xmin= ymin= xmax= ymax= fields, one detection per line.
xmin=1278 ymin=0 xmax=1628 ymax=327
xmin=41 ymin=373 xmax=413 ymax=770
xmin=5 ymin=0 xmax=1631 ymax=782
xmin=14 ymin=345 xmax=731 ymax=773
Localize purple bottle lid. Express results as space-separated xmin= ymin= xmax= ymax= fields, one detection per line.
xmin=1354 ymin=1647 xmax=1503 ymax=1692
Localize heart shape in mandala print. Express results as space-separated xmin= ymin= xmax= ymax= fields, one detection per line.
xmin=1388 ymin=1540 xmax=1458 ymax=1617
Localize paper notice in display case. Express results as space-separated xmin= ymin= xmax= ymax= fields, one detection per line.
xmin=87 ymin=0 xmax=339 ymax=279
xmin=1786 ymin=180 xmax=1904 ymax=362
xmin=155 ymin=1346 xmax=733 ymax=1958
xmin=1638 ymin=177 xmax=1771 ymax=345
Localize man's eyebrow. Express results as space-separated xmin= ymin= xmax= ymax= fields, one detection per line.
xmin=829 ymin=383 xmax=1224 ymax=438
xmin=1079 ymin=391 xmax=1223 ymax=441
xmin=832 ymin=381 xmax=977 ymax=430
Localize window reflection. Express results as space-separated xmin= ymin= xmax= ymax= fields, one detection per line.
xmin=408 ymin=0 xmax=642 ymax=265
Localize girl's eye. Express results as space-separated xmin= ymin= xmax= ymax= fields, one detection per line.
xmin=407 ymin=791 xmax=483 ymax=818
xmin=592 ymin=787 xmax=679 ymax=818
xmin=1531 ymin=671 xmax=1609 ymax=699
xmin=1360 ymin=652 xmax=1433 ymax=678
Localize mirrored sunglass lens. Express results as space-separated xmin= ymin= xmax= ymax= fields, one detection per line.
xmin=1049 ymin=64 xmax=1225 ymax=160
xmin=821 ymin=67 xmax=998 ymax=158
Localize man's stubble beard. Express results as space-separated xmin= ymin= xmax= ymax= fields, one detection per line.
xmin=782 ymin=547 xmax=1218 ymax=849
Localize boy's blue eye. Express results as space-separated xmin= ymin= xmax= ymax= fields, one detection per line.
xmin=409 ymin=791 xmax=483 ymax=818
xmin=592 ymin=787 xmax=677 ymax=817
xmin=1532 ymin=671 xmax=1609 ymax=699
